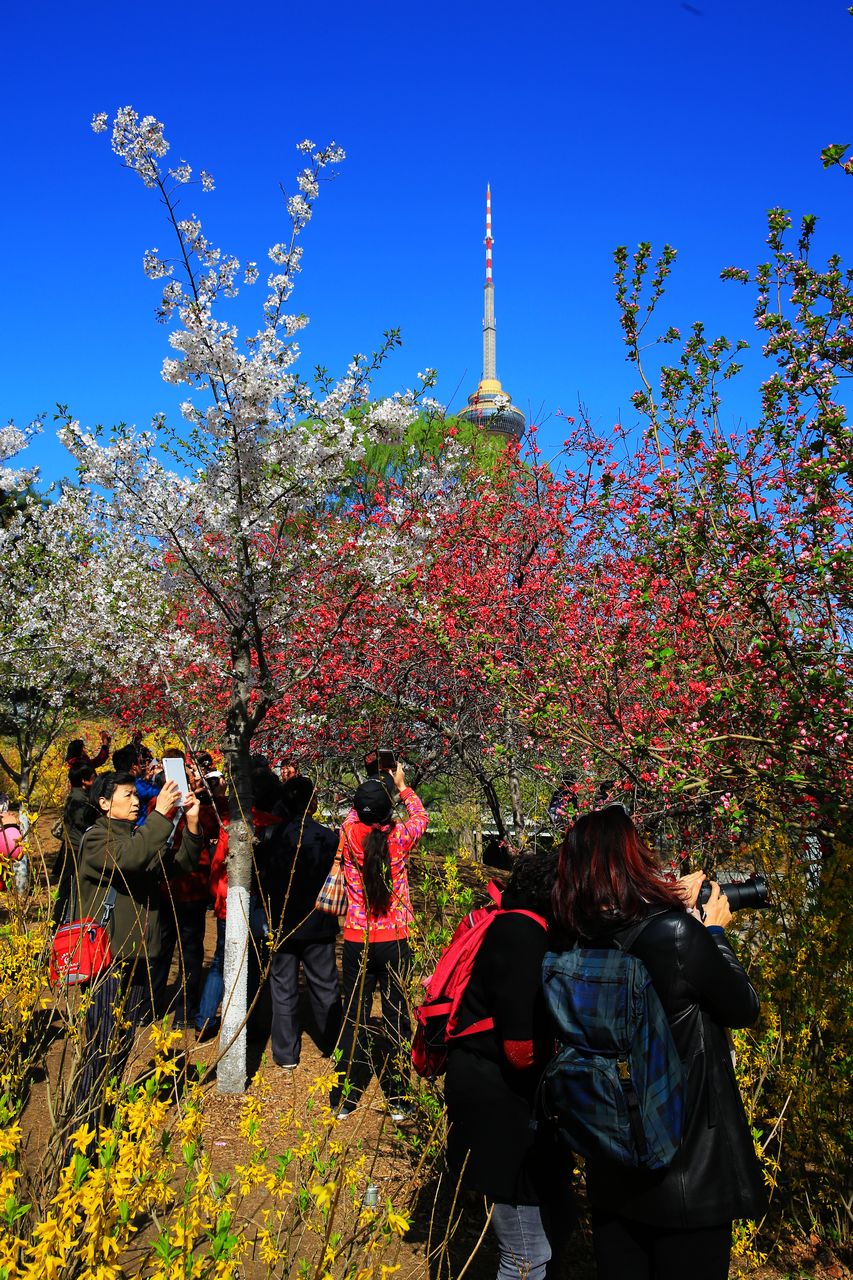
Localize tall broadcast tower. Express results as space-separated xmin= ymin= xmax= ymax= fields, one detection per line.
xmin=459 ymin=185 xmax=525 ymax=439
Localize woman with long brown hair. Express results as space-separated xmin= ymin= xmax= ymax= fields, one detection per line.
xmin=551 ymin=805 xmax=766 ymax=1280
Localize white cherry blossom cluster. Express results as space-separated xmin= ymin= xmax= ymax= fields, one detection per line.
xmin=58 ymin=109 xmax=450 ymax=723
xmin=365 ymin=394 xmax=421 ymax=442
xmin=0 ymin=420 xmax=40 ymax=492
xmin=104 ymin=105 xmax=170 ymax=188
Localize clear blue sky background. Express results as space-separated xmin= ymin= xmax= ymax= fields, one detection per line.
xmin=5 ymin=0 xmax=853 ymax=486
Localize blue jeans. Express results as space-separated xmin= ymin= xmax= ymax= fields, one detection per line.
xmin=196 ymin=917 xmax=226 ymax=1031
xmin=490 ymin=1203 xmax=552 ymax=1280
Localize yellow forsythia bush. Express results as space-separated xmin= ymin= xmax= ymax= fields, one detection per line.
xmin=0 ymin=886 xmax=428 ymax=1280
xmin=729 ymin=823 xmax=853 ymax=1254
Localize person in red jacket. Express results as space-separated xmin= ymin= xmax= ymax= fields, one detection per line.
xmin=65 ymin=730 xmax=112 ymax=772
xmin=150 ymin=751 xmax=214 ymax=1026
xmin=194 ymin=771 xmax=278 ymax=1039
xmin=330 ymin=763 xmax=427 ymax=1121
xmin=195 ymin=782 xmax=229 ymax=1039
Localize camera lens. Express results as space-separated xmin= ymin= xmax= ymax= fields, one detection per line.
xmin=697 ymin=873 xmax=769 ymax=913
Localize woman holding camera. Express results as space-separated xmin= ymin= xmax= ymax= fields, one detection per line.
xmin=551 ymin=806 xmax=766 ymax=1280
xmin=330 ymin=762 xmax=427 ymax=1120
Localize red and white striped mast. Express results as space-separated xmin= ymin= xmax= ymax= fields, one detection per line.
xmin=483 ymin=183 xmax=497 ymax=382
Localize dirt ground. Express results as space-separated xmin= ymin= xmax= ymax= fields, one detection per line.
xmin=15 ymin=812 xmax=852 ymax=1280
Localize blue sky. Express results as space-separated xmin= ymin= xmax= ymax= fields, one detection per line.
xmin=4 ymin=0 xmax=853 ymax=486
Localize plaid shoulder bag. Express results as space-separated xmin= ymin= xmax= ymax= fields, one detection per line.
xmin=315 ymin=830 xmax=348 ymax=916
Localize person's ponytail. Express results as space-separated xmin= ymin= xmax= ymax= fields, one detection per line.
xmin=362 ymin=824 xmax=393 ymax=916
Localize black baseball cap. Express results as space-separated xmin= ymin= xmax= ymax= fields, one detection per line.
xmin=353 ymin=777 xmax=395 ymax=824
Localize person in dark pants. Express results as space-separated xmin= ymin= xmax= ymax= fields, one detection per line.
xmin=70 ymin=771 xmax=203 ymax=1139
xmin=445 ymin=854 xmax=568 ymax=1280
xmin=330 ymin=765 xmax=428 ymax=1120
xmin=551 ymin=806 xmax=767 ymax=1280
xmin=152 ymin=893 xmax=208 ymax=1025
xmin=150 ymin=753 xmax=212 ymax=1026
xmin=262 ymin=775 xmax=342 ymax=1068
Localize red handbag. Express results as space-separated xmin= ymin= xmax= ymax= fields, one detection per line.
xmin=50 ymin=885 xmax=117 ymax=987
xmin=50 ymin=918 xmax=113 ymax=986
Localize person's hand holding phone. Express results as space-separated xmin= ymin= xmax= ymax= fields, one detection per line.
xmin=182 ymin=789 xmax=201 ymax=833
xmin=391 ymin=762 xmax=405 ymax=791
xmin=155 ymin=779 xmax=182 ymax=817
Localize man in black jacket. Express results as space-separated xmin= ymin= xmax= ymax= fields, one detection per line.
xmin=262 ymin=775 xmax=342 ymax=1069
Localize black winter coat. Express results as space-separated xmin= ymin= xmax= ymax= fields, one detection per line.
xmin=261 ymin=816 xmax=339 ymax=945
xmin=445 ymin=903 xmax=559 ymax=1205
xmin=583 ymin=908 xmax=767 ymax=1228
xmin=62 ymin=787 xmax=100 ymax=855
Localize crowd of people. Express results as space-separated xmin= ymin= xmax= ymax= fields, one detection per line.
xmin=50 ymin=734 xmax=428 ymax=1129
xmin=37 ymin=730 xmax=766 ymax=1280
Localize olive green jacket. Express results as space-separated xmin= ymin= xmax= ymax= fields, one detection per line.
xmin=77 ymin=811 xmax=204 ymax=964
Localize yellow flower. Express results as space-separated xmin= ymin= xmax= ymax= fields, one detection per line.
xmin=67 ymin=1124 xmax=96 ymax=1156
xmin=386 ymin=1210 xmax=409 ymax=1237
xmin=148 ymin=1023 xmax=183 ymax=1055
xmin=0 ymin=1121 xmax=22 ymax=1158
xmin=309 ymin=1180 xmax=336 ymax=1213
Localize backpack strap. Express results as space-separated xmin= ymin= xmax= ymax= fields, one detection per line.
xmin=506 ymin=908 xmax=548 ymax=930
xmin=611 ymin=916 xmax=653 ymax=953
xmin=486 ymin=880 xmax=503 ymax=905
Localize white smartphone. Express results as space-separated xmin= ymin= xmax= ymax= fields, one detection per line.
xmin=162 ymin=756 xmax=190 ymax=798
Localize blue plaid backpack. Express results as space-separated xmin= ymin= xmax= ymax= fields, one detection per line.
xmin=540 ymin=919 xmax=685 ymax=1170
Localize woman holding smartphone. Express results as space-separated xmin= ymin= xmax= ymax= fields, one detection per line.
xmin=331 ymin=761 xmax=428 ymax=1121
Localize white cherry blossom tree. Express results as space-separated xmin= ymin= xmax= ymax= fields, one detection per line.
xmin=0 ymin=431 xmax=134 ymax=808
xmin=55 ymin=108 xmax=435 ymax=1092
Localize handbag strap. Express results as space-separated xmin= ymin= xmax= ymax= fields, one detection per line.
xmin=63 ymin=826 xmax=118 ymax=928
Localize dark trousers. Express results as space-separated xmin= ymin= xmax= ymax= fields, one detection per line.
xmin=269 ymin=939 xmax=342 ymax=1066
xmin=592 ymin=1213 xmax=732 ymax=1280
xmin=331 ymin=938 xmax=412 ymax=1108
xmin=71 ymin=961 xmax=150 ymax=1135
xmin=151 ymin=899 xmax=207 ymax=1024
xmin=52 ymin=855 xmax=74 ymax=927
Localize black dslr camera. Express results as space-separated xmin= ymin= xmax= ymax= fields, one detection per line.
xmin=698 ymin=873 xmax=769 ymax=913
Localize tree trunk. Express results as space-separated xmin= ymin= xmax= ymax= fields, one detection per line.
xmin=217 ymin=645 xmax=255 ymax=1094
xmin=505 ymin=712 xmax=525 ymax=837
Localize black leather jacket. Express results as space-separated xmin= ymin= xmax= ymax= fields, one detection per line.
xmin=585 ymin=907 xmax=767 ymax=1229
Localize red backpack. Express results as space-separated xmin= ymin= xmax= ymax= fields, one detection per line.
xmin=411 ymin=881 xmax=548 ymax=1078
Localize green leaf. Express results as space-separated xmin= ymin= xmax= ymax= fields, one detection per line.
xmin=820 ymin=142 xmax=849 ymax=168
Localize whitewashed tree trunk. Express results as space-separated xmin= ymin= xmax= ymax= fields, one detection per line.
xmin=217 ymin=647 xmax=257 ymax=1093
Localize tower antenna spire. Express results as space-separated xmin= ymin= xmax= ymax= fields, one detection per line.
xmin=483 ymin=184 xmax=496 ymax=381
xmin=459 ymin=184 xmax=525 ymax=440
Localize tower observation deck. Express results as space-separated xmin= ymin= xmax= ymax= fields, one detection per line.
xmin=459 ymin=185 xmax=525 ymax=440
